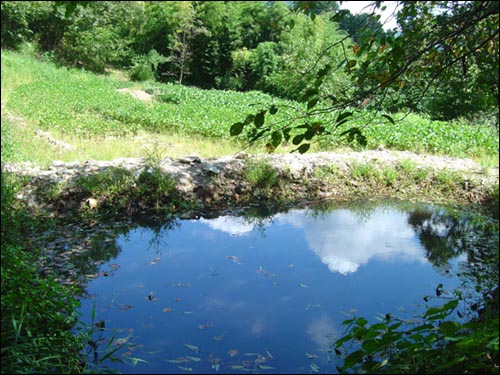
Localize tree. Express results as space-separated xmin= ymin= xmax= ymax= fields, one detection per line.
xmin=169 ymin=2 xmax=207 ymax=84
xmin=231 ymin=1 xmax=499 ymax=152
xmin=337 ymin=10 xmax=384 ymax=44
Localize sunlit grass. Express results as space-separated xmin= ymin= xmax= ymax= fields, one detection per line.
xmin=2 ymin=115 xmax=265 ymax=166
xmin=65 ymin=131 xmax=261 ymax=160
xmin=2 ymin=49 xmax=498 ymax=166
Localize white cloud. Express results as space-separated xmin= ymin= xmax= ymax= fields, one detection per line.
xmin=198 ymin=216 xmax=257 ymax=236
xmin=276 ymin=208 xmax=428 ymax=275
xmin=306 ymin=314 xmax=337 ymax=348
xmin=198 ymin=207 xmax=429 ymax=275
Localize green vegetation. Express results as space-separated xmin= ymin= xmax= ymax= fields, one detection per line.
xmin=244 ymin=159 xmax=279 ymax=189
xmin=2 ymin=50 xmax=498 ymax=164
xmin=1 ymin=46 xmax=498 ymax=374
xmin=1 ymin=1 xmax=498 ymax=373
xmin=1 ymin=172 xmax=142 ymax=374
xmin=335 ymin=287 xmax=499 ymax=374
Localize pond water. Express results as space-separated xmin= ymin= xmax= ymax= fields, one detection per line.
xmin=76 ymin=200 xmax=495 ymax=374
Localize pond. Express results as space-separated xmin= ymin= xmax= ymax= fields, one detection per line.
xmin=76 ymin=200 xmax=497 ymax=374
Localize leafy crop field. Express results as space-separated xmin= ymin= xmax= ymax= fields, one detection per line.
xmin=1 ymin=50 xmax=498 ymax=163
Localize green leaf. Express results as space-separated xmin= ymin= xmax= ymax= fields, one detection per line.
xmin=304 ymin=128 xmax=316 ymax=140
xmin=304 ymin=88 xmax=319 ymax=98
xmin=307 ymin=98 xmax=319 ymax=110
xmin=271 ymin=131 xmax=282 ymax=148
xmin=381 ymin=114 xmax=395 ymax=124
xmin=254 ymin=110 xmax=266 ymax=128
xmin=340 ymin=127 xmax=367 ymax=146
xmin=230 ymin=122 xmax=244 ymax=136
xmin=282 ymin=128 xmax=291 ymax=142
xmin=343 ymin=350 xmax=365 ymax=369
xmin=292 ymin=134 xmax=305 ymax=145
xmin=356 ymin=317 xmax=368 ymax=326
xmin=336 ymin=111 xmax=353 ymax=123
xmin=244 ymin=114 xmax=255 ymax=125
xmin=249 ymin=129 xmax=267 ymax=143
xmin=297 ymin=143 xmax=310 ymax=154
xmin=362 ymin=339 xmax=383 ymax=353
xmin=317 ymin=64 xmax=332 ymax=78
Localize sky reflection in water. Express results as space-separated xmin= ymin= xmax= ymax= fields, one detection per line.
xmin=79 ymin=204 xmax=466 ymax=374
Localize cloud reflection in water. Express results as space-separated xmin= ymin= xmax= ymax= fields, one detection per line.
xmin=198 ymin=208 xmax=428 ymax=275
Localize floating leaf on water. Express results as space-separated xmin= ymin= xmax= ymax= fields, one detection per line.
xmin=175 ymin=282 xmax=191 ymax=288
xmin=309 ymin=363 xmax=320 ymax=373
xmin=209 ymin=266 xmax=219 ymax=276
xmin=149 ymin=257 xmax=161 ymax=265
xmin=258 ymin=365 xmax=274 ymax=370
xmin=129 ymin=357 xmax=149 ymax=366
xmin=228 ymin=349 xmax=239 ymax=357
xmin=226 ymin=255 xmax=242 ymax=264
xmin=177 ymin=365 xmax=192 ymax=372
xmin=113 ymin=337 xmax=129 ymax=346
xmin=184 ymin=344 xmax=200 ymax=353
xmin=211 ymin=359 xmax=220 ymax=373
xmin=255 ymin=354 xmax=268 ymax=364
xmin=298 ymin=283 xmax=309 ymax=288
xmin=197 ymin=322 xmax=214 ymax=330
xmin=244 ymin=353 xmax=259 ymax=357
xmin=109 ymin=263 xmax=120 ymax=269
xmin=119 ymin=304 xmax=135 ymax=312
xmin=230 ymin=365 xmax=246 ymax=370
xmin=162 ymin=307 xmax=173 ymax=313
xmin=185 ymin=355 xmax=202 ymax=362
xmin=167 ymin=358 xmax=188 ymax=364
xmin=305 ymin=352 xmax=318 ymax=359
xmin=265 ymin=349 xmax=273 ymax=359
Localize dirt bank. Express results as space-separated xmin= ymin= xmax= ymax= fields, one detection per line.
xmin=2 ymin=150 xmax=498 ymax=217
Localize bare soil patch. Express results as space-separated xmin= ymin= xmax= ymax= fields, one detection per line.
xmin=116 ymin=88 xmax=153 ymax=102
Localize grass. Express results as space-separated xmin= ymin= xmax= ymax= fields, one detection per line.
xmin=2 ymin=49 xmax=499 ymax=167
xmin=244 ymin=159 xmax=279 ymax=189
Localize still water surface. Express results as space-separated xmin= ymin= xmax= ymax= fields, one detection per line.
xmin=78 ymin=201 xmax=484 ymax=374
